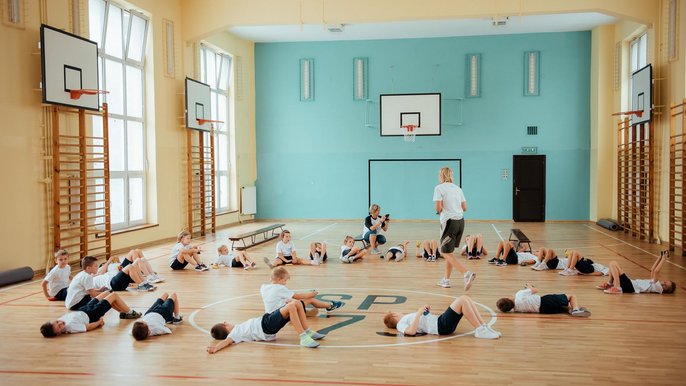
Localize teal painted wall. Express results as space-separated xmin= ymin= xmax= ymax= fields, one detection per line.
xmin=255 ymin=32 xmax=590 ymax=220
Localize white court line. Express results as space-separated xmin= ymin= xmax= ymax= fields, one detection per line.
xmin=0 ymin=277 xmax=43 ymax=293
xmin=583 ymin=224 xmax=686 ymax=271
xmin=299 ymin=222 xmax=338 ymax=241
xmin=491 ymin=224 xmax=505 ymax=241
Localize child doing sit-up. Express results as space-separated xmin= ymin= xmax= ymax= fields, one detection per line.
xmin=261 ymin=267 xmax=343 ymax=317
xmin=384 ymin=241 xmax=409 ymax=262
xmin=461 ymin=234 xmax=488 ymax=259
xmin=416 ymin=240 xmax=441 ymax=262
xmin=264 ymin=230 xmax=305 ymax=267
xmin=42 ymin=249 xmax=71 ymax=301
xmin=489 ymin=240 xmax=538 ymax=266
xmin=598 ymin=252 xmax=676 ymax=294
xmin=131 ymin=292 xmax=183 ymax=340
xmin=309 ymin=241 xmax=328 ymax=265
xmin=170 ymin=231 xmax=208 ymax=271
xmin=340 ymin=235 xmax=367 ymax=263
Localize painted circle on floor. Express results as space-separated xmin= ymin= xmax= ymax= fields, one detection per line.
xmin=189 ymin=288 xmax=498 ymax=348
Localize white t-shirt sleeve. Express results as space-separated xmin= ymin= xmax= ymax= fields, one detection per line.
xmin=396 ymin=313 xmax=413 ymax=334
xmin=61 ymin=312 xmax=89 ymax=334
xmin=432 ymin=185 xmax=442 ymax=202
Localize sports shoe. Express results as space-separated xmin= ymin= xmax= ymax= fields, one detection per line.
xmin=437 ymin=278 xmax=451 ymax=288
xmin=463 ymin=271 xmax=476 ymax=291
xmin=263 ymin=256 xmax=274 ymax=268
xmin=147 ymin=274 xmax=164 ymax=283
xmin=488 ymin=258 xmax=498 ymax=264
xmin=299 ymin=334 xmax=319 ymax=348
xmin=475 ymin=252 xmax=482 ymax=259
xmin=195 ymin=265 xmax=205 ymax=272
xmin=120 ymin=310 xmax=142 ymax=319
xmin=167 ymin=315 xmax=183 ymax=324
xmin=200 ymin=264 xmax=210 ymax=271
xmin=559 ymin=268 xmax=577 ymax=276
xmin=308 ymin=329 xmax=326 ymax=340
xmin=305 ymin=307 xmax=319 ymax=317
xmin=372 ymin=248 xmax=380 ymax=254
xmin=604 ymin=286 xmax=622 ymax=294
xmin=395 ymin=253 xmax=404 ymax=262
xmin=251 ymin=262 xmax=257 ymax=268
xmin=474 ymin=325 xmax=499 ymax=339
xmin=486 ymin=325 xmax=502 ymax=337
xmin=340 ymin=256 xmax=351 ymax=264
xmin=137 ymin=283 xmax=153 ymax=291
xmin=570 ymin=308 xmax=591 ymax=317
xmin=596 ymin=282 xmax=612 ymax=290
xmin=326 ymin=300 xmax=344 ymax=312
xmin=310 ymin=258 xmax=320 ymax=266
xmin=496 ymin=259 xmax=507 ymax=266
xmin=531 ymin=262 xmax=548 ymax=271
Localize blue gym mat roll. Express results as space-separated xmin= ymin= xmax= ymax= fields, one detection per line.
xmin=596 ymin=219 xmax=620 ymax=231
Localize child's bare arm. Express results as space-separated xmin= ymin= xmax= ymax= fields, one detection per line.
xmin=86 ymin=318 xmax=104 ymax=331
xmin=404 ymin=306 xmax=428 ymax=336
xmin=41 ymin=280 xmax=51 ymax=299
xmin=525 ymin=283 xmax=539 ymax=294
xmin=651 ymin=254 xmax=667 ymax=281
xmin=207 ymin=338 xmax=235 ymax=354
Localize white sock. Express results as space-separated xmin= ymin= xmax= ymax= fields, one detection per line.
xmin=464 ymin=271 xmax=472 ymax=278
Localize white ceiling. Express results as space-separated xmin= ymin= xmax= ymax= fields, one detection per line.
xmin=228 ymin=12 xmax=618 ymax=43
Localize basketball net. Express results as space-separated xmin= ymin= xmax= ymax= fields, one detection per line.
xmin=402 ymin=125 xmax=417 ymax=142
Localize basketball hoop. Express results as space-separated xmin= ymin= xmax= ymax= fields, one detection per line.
xmin=197 ymin=118 xmax=224 ymax=125
xmin=69 ymin=89 xmax=109 ymax=100
xmin=402 ymin=125 xmax=417 ymax=142
xmin=612 ymin=110 xmax=644 ymax=118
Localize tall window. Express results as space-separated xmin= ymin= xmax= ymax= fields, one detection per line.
xmin=629 ymin=33 xmax=647 ymax=108
xmin=200 ymin=44 xmax=231 ymax=214
xmin=89 ymin=0 xmax=149 ymax=230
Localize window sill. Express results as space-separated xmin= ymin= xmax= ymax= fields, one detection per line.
xmin=111 ymin=223 xmax=159 ymax=236
xmin=217 ymin=210 xmax=239 ymax=216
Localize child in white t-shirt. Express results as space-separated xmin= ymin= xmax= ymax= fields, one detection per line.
xmin=340 ymin=235 xmax=367 ymax=263
xmin=599 ymin=252 xmax=676 ymax=294
xmin=260 ymin=267 xmax=343 ymax=317
xmin=264 ymin=230 xmax=304 ymax=267
xmin=384 ymin=241 xmax=409 ymax=262
xmin=213 ymin=244 xmax=256 ymax=270
xmin=131 ymin=292 xmax=183 ymax=340
xmin=416 ymin=240 xmax=441 ymax=262
xmin=64 ymin=256 xmax=103 ymax=310
xmin=40 ymin=291 xmax=141 ymax=337
xmin=309 ymin=241 xmax=328 ymax=265
xmin=496 ymin=283 xmax=591 ymax=317
xmin=42 ymin=249 xmax=72 ymax=301
xmin=207 ymin=299 xmax=324 ymax=352
xmin=169 ymin=231 xmax=208 ymax=271
xmin=383 ymin=295 xmax=500 ymax=339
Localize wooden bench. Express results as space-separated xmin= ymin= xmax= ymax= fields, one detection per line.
xmin=354 ymin=234 xmax=370 ymax=249
xmin=229 ymin=223 xmax=285 ymax=250
xmin=508 ymin=228 xmax=532 ymax=253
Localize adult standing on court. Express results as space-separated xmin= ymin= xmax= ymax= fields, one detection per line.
xmin=363 ymin=204 xmax=389 ymax=254
xmin=434 ymin=167 xmax=476 ymax=290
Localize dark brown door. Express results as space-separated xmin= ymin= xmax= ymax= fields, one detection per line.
xmin=513 ymin=155 xmax=546 ymax=222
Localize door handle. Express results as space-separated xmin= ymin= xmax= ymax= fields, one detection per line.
xmin=515 ymin=187 xmax=520 ymax=195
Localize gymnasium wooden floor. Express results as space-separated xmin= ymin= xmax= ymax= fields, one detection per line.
xmin=1 ymin=221 xmax=685 ymax=385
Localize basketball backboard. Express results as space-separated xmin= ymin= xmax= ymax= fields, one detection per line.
xmin=185 ymin=77 xmax=212 ymax=131
xmin=380 ymin=93 xmax=441 ymax=137
xmin=631 ymin=64 xmax=652 ymax=126
xmin=40 ymin=24 xmax=100 ymax=111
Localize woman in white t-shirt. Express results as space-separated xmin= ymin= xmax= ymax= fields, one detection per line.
xmin=433 ymin=167 xmax=475 ymax=291
xmin=382 ymin=295 xmax=500 ymax=339
xmin=599 ymin=252 xmax=676 ymax=294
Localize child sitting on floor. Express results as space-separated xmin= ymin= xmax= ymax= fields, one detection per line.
xmin=496 ymin=283 xmax=591 ymax=317
xmin=461 ymin=234 xmax=488 ymax=259
xmin=339 ymin=235 xmax=367 ymax=263
xmin=131 ymin=292 xmax=183 ymax=340
xmin=489 ymin=240 xmax=538 ymax=266
xmin=42 ymin=249 xmax=71 ymax=301
xmin=260 ymin=267 xmax=343 ymax=317
xmin=213 ymin=244 xmax=256 ymax=270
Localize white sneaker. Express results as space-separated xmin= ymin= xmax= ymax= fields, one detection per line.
xmin=531 ymin=262 xmax=548 ymax=271
xmin=560 ymin=268 xmax=577 ymax=276
xmin=436 ymin=278 xmax=451 ymax=288
xmin=474 ymin=326 xmax=499 ymax=339
xmin=486 ymin=325 xmax=502 ymax=337
xmin=311 ymin=258 xmax=320 ymax=266
xmin=395 ymin=254 xmax=404 ymax=262
xmin=463 ymin=271 xmax=476 ymax=291
xmin=372 ymin=248 xmax=380 ymax=254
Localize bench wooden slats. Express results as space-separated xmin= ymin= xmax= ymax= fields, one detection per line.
xmin=229 ymin=223 xmax=285 ymax=250
xmin=508 ymin=228 xmax=532 ymax=253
